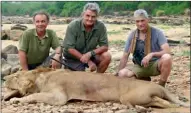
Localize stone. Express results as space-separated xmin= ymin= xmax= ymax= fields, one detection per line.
xmin=2 ymin=45 xmax=18 ymax=54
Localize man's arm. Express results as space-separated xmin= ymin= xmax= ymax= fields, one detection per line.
xmin=18 ymin=31 xmax=29 ymax=70
xmin=63 ymin=22 xmax=84 ymax=60
xmin=68 ymin=48 xmax=83 ymax=60
xmin=18 ymin=50 xmax=28 ymax=70
xmin=150 ymin=43 xmax=170 ymax=57
xmin=95 ymin=24 xmax=109 ymax=55
xmin=92 ymin=46 xmax=108 ymax=55
xmin=116 ymin=52 xmax=130 ymax=73
xmin=141 ymin=43 xmax=170 ymax=68
xmin=50 ymin=30 xmax=63 ymax=68
xmin=116 ymin=31 xmax=134 ymax=73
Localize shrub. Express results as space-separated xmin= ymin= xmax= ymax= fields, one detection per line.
xmin=156 ymin=10 xmax=165 ymax=16
xmin=184 ymin=8 xmax=190 ymax=16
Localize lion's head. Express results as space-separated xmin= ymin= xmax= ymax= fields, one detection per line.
xmin=3 ymin=67 xmax=56 ymax=100
xmin=3 ymin=70 xmax=37 ymax=96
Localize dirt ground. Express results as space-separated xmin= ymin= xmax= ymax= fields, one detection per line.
xmin=1 ymin=22 xmax=190 ymax=113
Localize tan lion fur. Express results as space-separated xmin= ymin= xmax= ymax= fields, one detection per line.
xmin=3 ymin=68 xmax=189 ymax=108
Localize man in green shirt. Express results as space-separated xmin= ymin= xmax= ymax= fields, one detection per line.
xmin=19 ymin=11 xmax=62 ymax=70
xmin=63 ymin=3 xmax=111 ymax=73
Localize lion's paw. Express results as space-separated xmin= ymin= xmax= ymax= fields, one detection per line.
xmin=10 ymin=98 xmax=21 ymax=104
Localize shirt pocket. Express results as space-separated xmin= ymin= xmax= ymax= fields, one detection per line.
xmin=88 ymin=37 xmax=98 ymax=50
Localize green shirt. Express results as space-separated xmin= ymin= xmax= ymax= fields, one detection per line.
xmin=63 ymin=18 xmax=108 ymax=60
xmin=19 ymin=29 xmax=60 ymax=64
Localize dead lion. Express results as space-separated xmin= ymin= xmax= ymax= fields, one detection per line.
xmin=3 ymin=68 xmax=189 ymax=108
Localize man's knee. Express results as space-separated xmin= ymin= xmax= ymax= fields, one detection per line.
xmin=160 ymin=54 xmax=172 ymax=63
xmin=118 ymin=69 xmax=134 ymax=78
xmin=100 ymin=52 xmax=111 ymax=63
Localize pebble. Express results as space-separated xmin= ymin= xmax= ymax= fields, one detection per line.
xmin=115 ymin=109 xmax=132 ymax=113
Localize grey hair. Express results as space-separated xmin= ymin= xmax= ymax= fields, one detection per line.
xmin=83 ymin=2 xmax=100 ymax=15
xmin=134 ymin=9 xmax=149 ymax=19
xmin=33 ymin=11 xmax=50 ymax=22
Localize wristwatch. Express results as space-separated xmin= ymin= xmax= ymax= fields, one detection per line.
xmin=91 ymin=51 xmax=96 ymax=57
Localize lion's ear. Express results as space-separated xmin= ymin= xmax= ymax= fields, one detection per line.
xmin=3 ymin=74 xmax=17 ymax=81
xmin=3 ymin=76 xmax=9 ymax=81
xmin=19 ymin=79 xmax=33 ymax=96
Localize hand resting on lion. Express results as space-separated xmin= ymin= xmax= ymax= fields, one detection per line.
xmin=3 ymin=68 xmax=189 ymax=108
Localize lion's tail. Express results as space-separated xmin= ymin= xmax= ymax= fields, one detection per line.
xmin=163 ymin=87 xmax=190 ymax=107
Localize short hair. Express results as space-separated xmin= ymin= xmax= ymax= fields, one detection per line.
xmin=33 ymin=11 xmax=50 ymax=22
xmin=134 ymin=9 xmax=149 ymax=19
xmin=83 ymin=2 xmax=100 ymax=15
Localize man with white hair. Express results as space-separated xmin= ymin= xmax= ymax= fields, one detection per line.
xmin=116 ymin=9 xmax=172 ymax=87
xmin=63 ymin=2 xmax=111 ymax=73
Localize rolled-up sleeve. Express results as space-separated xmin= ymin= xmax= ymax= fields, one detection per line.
xmin=50 ymin=31 xmax=60 ymax=50
xmin=63 ymin=24 xmax=76 ymax=51
xmin=98 ymin=25 xmax=108 ymax=47
xmin=124 ymin=31 xmax=134 ymax=52
xmin=157 ymin=30 xmax=167 ymax=46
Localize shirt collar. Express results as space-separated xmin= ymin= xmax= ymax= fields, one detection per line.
xmin=34 ymin=29 xmax=48 ymax=38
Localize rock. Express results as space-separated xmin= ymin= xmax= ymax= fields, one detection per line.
xmin=1 ymin=29 xmax=10 ymax=40
xmin=105 ymin=102 xmax=112 ymax=106
xmin=66 ymin=18 xmax=73 ymax=24
xmin=84 ymin=109 xmax=100 ymax=113
xmin=1 ymin=58 xmax=12 ymax=77
xmin=7 ymin=54 xmax=19 ymax=66
xmin=11 ymin=24 xmax=28 ymax=31
xmin=2 ymin=108 xmax=16 ymax=113
xmin=172 ymin=19 xmax=184 ymax=26
xmin=135 ymin=105 xmax=147 ymax=113
xmin=2 ymin=52 xmax=8 ymax=60
xmin=2 ymin=45 xmax=18 ymax=54
xmin=122 ymin=27 xmax=131 ymax=30
xmin=11 ymin=65 xmax=21 ymax=74
xmin=112 ymin=52 xmax=123 ymax=61
xmin=115 ymin=109 xmax=131 ymax=113
xmin=59 ymin=109 xmax=78 ymax=113
xmin=10 ymin=29 xmax=24 ymax=41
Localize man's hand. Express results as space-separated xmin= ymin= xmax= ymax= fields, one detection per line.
xmin=88 ymin=60 xmax=97 ymax=72
xmin=141 ymin=53 xmax=153 ymax=67
xmin=51 ymin=54 xmax=61 ymax=69
xmin=80 ymin=52 xmax=91 ymax=63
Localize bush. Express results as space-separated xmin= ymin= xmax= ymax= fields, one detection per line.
xmin=156 ymin=10 xmax=165 ymax=16
xmin=184 ymin=8 xmax=190 ymax=16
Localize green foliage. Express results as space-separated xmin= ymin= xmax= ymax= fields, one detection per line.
xmin=156 ymin=10 xmax=165 ymax=16
xmin=60 ymin=2 xmax=86 ymax=17
xmin=181 ymin=50 xmax=190 ymax=57
xmin=1 ymin=1 xmax=190 ymax=17
xmin=175 ymin=49 xmax=190 ymax=57
xmin=107 ymin=30 xmax=121 ymax=35
xmin=109 ymin=40 xmax=125 ymax=46
xmin=156 ymin=2 xmax=190 ymax=16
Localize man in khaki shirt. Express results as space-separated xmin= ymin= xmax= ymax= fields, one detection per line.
xmin=19 ymin=11 xmax=62 ymax=70
xmin=63 ymin=3 xmax=111 ymax=73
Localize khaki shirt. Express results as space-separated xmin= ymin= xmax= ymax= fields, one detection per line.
xmin=63 ymin=18 xmax=108 ymax=60
xmin=19 ymin=29 xmax=60 ymax=64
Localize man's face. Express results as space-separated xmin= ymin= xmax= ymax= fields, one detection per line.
xmin=82 ymin=9 xmax=97 ymax=27
xmin=33 ymin=14 xmax=48 ymax=32
xmin=135 ymin=18 xmax=149 ymax=31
